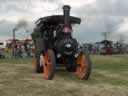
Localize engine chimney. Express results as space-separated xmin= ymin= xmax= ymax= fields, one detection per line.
xmin=63 ymin=5 xmax=71 ymax=27
xmin=13 ymin=28 xmax=16 ymax=41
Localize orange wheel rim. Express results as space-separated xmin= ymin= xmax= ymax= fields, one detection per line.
xmin=76 ymin=52 xmax=88 ymax=79
xmin=43 ymin=50 xmax=51 ymax=79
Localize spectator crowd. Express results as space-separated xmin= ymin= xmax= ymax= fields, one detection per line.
xmin=0 ymin=39 xmax=34 ymax=58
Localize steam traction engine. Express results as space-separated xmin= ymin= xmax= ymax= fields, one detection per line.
xmin=31 ymin=5 xmax=92 ymax=80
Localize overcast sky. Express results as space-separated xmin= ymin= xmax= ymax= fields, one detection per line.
xmin=0 ymin=0 xmax=128 ymax=43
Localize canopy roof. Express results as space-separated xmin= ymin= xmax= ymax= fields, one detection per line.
xmin=96 ymin=40 xmax=113 ymax=44
xmin=35 ymin=15 xmax=81 ymax=26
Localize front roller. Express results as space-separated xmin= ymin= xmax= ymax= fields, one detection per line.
xmin=43 ymin=49 xmax=56 ymax=80
xmin=76 ymin=50 xmax=92 ymax=80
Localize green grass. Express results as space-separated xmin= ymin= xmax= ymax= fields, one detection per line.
xmin=91 ymin=55 xmax=128 ymax=86
xmin=0 ymin=57 xmax=32 ymax=64
xmin=0 ymin=55 xmax=128 ymax=96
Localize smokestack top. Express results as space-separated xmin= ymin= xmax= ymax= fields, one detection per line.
xmin=63 ymin=5 xmax=71 ymax=10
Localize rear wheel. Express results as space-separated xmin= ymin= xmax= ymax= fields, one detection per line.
xmin=33 ymin=48 xmax=44 ymax=73
xmin=43 ymin=49 xmax=56 ymax=80
xmin=76 ymin=51 xmax=91 ymax=80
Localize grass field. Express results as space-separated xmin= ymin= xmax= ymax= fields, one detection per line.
xmin=0 ymin=55 xmax=128 ymax=96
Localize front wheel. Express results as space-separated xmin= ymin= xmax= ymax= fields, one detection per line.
xmin=43 ymin=49 xmax=56 ymax=80
xmin=76 ymin=50 xmax=92 ymax=80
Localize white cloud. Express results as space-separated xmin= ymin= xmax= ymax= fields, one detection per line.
xmin=117 ymin=18 xmax=128 ymax=33
xmin=96 ymin=0 xmax=128 ymax=16
xmin=61 ymin=0 xmax=96 ymax=7
xmin=0 ymin=0 xmax=128 ymax=43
